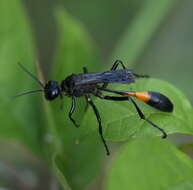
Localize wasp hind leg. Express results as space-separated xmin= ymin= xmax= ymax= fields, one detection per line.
xmin=129 ymin=97 xmax=167 ymax=138
xmin=109 ymin=60 xmax=126 ymax=70
xmin=96 ymin=89 xmax=167 ymax=138
xmin=133 ymin=73 xmax=149 ymax=78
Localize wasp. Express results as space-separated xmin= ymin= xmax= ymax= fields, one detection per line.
xmin=15 ymin=60 xmax=173 ymax=155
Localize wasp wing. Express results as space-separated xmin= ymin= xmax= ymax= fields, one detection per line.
xmin=74 ymin=69 xmax=135 ymax=85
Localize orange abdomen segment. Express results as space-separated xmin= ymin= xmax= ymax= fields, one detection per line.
xmin=123 ymin=91 xmax=173 ymax=112
xmin=124 ymin=91 xmax=151 ymax=102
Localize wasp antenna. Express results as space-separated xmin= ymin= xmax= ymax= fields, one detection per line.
xmin=18 ymin=62 xmax=44 ymax=88
xmin=12 ymin=89 xmax=44 ymax=99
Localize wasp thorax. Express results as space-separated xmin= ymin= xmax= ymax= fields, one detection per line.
xmin=44 ymin=80 xmax=61 ymax=101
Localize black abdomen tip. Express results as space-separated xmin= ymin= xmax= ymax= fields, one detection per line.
xmin=147 ymin=91 xmax=174 ymax=112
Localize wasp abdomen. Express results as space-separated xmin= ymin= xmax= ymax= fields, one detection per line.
xmin=123 ymin=91 xmax=173 ymax=112
xmin=147 ymin=91 xmax=173 ymax=112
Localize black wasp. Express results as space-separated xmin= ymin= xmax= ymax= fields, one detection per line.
xmin=15 ymin=60 xmax=173 ymax=155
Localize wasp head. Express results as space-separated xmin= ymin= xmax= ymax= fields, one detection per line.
xmin=44 ymin=80 xmax=61 ymax=101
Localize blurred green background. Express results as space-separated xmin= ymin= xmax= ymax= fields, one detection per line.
xmin=1 ymin=0 xmax=193 ymax=189
xmin=26 ymin=0 xmax=193 ymax=103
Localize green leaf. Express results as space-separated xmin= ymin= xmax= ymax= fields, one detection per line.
xmin=48 ymin=8 xmax=103 ymax=189
xmin=166 ymin=179 xmax=193 ymax=190
xmin=111 ymin=0 xmax=176 ymax=67
xmin=53 ymin=136 xmax=103 ymax=190
xmin=0 ymin=0 xmax=44 ymax=153
xmin=106 ymin=138 xmax=193 ymax=190
xmin=53 ymin=8 xmax=99 ymax=76
xmin=81 ymin=78 xmax=193 ymax=141
xmin=53 ymin=154 xmax=72 ymax=190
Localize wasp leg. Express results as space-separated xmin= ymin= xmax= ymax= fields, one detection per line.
xmin=83 ymin=66 xmax=109 ymax=150
xmin=102 ymin=60 xmax=126 ymax=88
xmin=86 ymin=95 xmax=110 ymax=155
xmin=95 ymin=92 xmax=129 ymax=101
xmin=69 ymin=96 xmax=80 ymax=128
xmin=96 ymin=88 xmax=167 ymax=138
xmin=110 ymin=59 xmax=126 ymax=70
xmin=133 ymin=73 xmax=149 ymax=78
xmin=129 ymin=98 xmax=167 ymax=138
